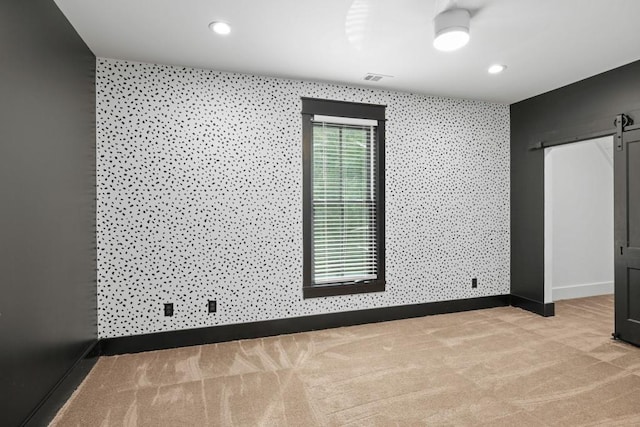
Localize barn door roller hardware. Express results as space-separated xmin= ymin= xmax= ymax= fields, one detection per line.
xmin=615 ymin=113 xmax=633 ymax=151
xmin=531 ymin=113 xmax=633 ymax=151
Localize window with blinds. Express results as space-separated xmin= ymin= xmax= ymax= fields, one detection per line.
xmin=312 ymin=116 xmax=377 ymax=284
xmin=302 ymin=98 xmax=385 ymax=298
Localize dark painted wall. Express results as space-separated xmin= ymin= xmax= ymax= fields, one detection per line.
xmin=511 ymin=60 xmax=640 ymax=303
xmin=0 ymin=1 xmax=96 ymax=425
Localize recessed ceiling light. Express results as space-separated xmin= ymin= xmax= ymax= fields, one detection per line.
xmin=488 ymin=64 xmax=507 ymax=74
xmin=209 ymin=21 xmax=231 ymax=35
xmin=433 ymin=9 xmax=470 ymax=52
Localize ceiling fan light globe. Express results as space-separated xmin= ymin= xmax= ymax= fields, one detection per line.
xmin=433 ymin=8 xmax=470 ymax=52
xmin=433 ymin=29 xmax=470 ymax=51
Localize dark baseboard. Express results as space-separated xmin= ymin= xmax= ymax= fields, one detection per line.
xmin=102 ymin=294 xmax=511 ymax=355
xmin=510 ymin=294 xmax=555 ymax=317
xmin=20 ymin=293 xmax=554 ymax=422
xmin=22 ymin=292 xmax=554 ymax=423
xmin=22 ymin=340 xmax=100 ymax=427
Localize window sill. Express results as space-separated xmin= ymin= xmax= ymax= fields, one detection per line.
xmin=303 ymin=280 xmax=385 ymax=299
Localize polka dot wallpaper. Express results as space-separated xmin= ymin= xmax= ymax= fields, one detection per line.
xmin=97 ymin=58 xmax=510 ymax=339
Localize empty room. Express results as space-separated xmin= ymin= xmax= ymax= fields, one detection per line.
xmin=3 ymin=0 xmax=640 ymax=425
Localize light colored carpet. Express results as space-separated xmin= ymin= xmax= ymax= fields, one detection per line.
xmin=52 ymin=295 xmax=640 ymax=426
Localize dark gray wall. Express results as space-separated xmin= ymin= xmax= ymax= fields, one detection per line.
xmin=511 ymin=60 xmax=640 ymax=304
xmin=0 ymin=1 xmax=96 ymax=425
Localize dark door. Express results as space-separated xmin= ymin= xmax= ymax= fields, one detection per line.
xmin=614 ymin=125 xmax=640 ymax=346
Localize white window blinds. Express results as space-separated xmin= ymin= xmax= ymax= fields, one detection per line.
xmin=311 ymin=115 xmax=378 ymax=285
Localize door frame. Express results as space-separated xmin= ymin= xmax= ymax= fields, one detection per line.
xmin=534 ymin=114 xmax=635 ymax=323
xmin=543 ymin=135 xmax=615 ymax=304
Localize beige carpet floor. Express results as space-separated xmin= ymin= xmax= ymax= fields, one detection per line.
xmin=52 ymin=295 xmax=640 ymax=426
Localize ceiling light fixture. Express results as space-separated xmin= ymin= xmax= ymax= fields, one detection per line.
xmin=209 ymin=21 xmax=231 ymax=35
xmin=433 ymin=8 xmax=470 ymax=52
xmin=488 ymin=64 xmax=506 ymax=74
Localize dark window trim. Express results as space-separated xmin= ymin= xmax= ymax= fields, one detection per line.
xmin=301 ymin=97 xmax=386 ymax=121
xmin=302 ymin=97 xmax=386 ymax=299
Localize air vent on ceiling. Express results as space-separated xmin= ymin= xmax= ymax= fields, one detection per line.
xmin=363 ymin=73 xmax=393 ymax=82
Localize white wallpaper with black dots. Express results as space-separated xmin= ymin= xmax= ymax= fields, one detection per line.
xmin=97 ymin=58 xmax=510 ymax=339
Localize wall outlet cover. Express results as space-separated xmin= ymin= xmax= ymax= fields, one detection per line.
xmin=164 ymin=303 xmax=174 ymax=317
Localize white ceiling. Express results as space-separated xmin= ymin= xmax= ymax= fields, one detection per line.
xmin=54 ymin=0 xmax=640 ymax=104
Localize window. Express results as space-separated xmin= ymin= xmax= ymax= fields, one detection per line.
xmin=302 ymin=98 xmax=385 ymax=298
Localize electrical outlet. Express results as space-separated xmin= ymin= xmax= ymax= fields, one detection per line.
xmin=472 ymin=278 xmax=478 ymax=289
xmin=164 ymin=303 xmax=174 ymax=317
xmin=208 ymin=300 xmax=217 ymax=314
